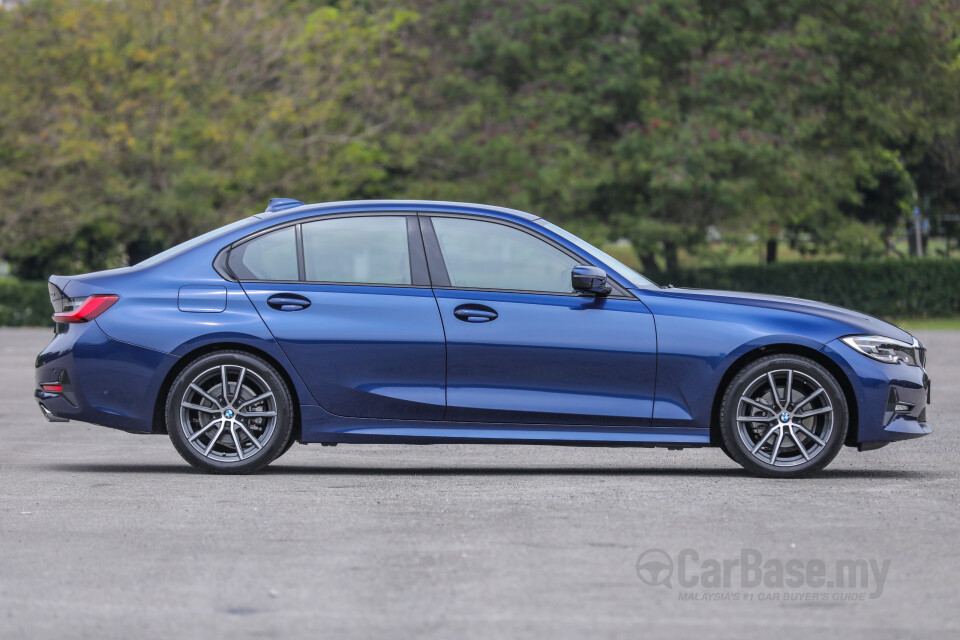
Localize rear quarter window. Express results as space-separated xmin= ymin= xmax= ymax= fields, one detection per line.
xmin=227 ymin=227 xmax=299 ymax=281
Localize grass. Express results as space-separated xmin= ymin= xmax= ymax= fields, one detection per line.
xmin=889 ymin=317 xmax=960 ymax=331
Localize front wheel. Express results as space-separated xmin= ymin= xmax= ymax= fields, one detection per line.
xmin=165 ymin=351 xmax=295 ymax=474
xmin=719 ymin=355 xmax=848 ymax=478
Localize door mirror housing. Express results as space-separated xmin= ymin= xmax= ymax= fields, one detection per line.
xmin=571 ymin=265 xmax=612 ymax=297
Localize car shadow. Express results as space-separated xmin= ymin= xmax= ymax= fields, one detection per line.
xmin=45 ymin=462 xmax=944 ymax=480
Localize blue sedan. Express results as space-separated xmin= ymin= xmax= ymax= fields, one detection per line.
xmin=34 ymin=199 xmax=931 ymax=477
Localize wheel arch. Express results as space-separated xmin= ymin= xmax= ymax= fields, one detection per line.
xmin=152 ymin=342 xmax=302 ymax=442
xmin=709 ymin=343 xmax=859 ymax=447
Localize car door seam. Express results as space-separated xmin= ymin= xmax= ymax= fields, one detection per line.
xmin=237 ymin=282 xmax=323 ymax=406
xmin=417 ymin=213 xmax=450 ymax=414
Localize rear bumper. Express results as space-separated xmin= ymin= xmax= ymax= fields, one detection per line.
xmin=821 ymin=338 xmax=931 ymax=445
xmin=34 ymin=321 xmax=178 ymax=432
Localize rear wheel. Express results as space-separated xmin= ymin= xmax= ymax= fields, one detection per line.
xmin=719 ymin=355 xmax=848 ymax=478
xmin=165 ymin=351 xmax=295 ymax=474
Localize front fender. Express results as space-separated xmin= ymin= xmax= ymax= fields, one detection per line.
xmin=652 ymin=329 xmax=827 ymax=429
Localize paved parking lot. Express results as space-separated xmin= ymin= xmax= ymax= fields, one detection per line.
xmin=1 ymin=327 xmax=958 ymax=638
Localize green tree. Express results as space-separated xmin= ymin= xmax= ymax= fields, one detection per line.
xmin=0 ymin=0 xmax=429 ymax=278
xmin=1 ymin=0 xmax=959 ymax=278
xmin=415 ymin=0 xmax=960 ymax=266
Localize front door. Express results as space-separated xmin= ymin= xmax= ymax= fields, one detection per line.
xmin=235 ymin=214 xmax=446 ymax=420
xmin=423 ymin=215 xmax=657 ymax=426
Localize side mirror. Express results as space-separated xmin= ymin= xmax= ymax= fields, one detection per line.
xmin=571 ymin=265 xmax=612 ymax=297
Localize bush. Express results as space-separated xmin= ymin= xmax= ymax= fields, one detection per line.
xmin=0 ymin=260 xmax=957 ymax=326
xmin=649 ymin=259 xmax=960 ymax=319
xmin=0 ymin=279 xmax=51 ymax=326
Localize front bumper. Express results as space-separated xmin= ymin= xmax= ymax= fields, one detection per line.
xmin=821 ymin=338 xmax=931 ymax=445
xmin=880 ymin=378 xmax=931 ymax=439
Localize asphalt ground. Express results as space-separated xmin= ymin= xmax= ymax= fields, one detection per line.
xmin=1 ymin=327 xmax=958 ymax=639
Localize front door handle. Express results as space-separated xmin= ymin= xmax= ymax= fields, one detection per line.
xmin=453 ymin=304 xmax=498 ymax=323
xmin=267 ymin=293 xmax=311 ymax=312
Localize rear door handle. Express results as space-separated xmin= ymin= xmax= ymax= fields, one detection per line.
xmin=453 ymin=304 xmax=498 ymax=323
xmin=267 ymin=293 xmax=311 ymax=312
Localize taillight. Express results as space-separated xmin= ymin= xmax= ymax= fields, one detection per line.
xmin=52 ymin=294 xmax=119 ymax=323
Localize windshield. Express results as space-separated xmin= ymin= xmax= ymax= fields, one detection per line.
xmin=135 ymin=218 xmax=258 ymax=268
xmin=535 ymin=219 xmax=657 ymax=288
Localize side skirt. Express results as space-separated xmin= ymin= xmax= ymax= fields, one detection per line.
xmin=299 ymin=405 xmax=710 ymax=447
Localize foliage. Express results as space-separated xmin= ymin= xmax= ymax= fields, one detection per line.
xmin=421 ymin=0 xmax=960 ymax=266
xmin=7 ymin=256 xmax=960 ymax=326
xmin=0 ymin=0 xmax=959 ymax=278
xmin=0 ymin=0 xmax=429 ymax=278
xmin=0 ymin=279 xmax=51 ymax=326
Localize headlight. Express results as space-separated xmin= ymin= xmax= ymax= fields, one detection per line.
xmin=841 ymin=335 xmax=923 ymax=367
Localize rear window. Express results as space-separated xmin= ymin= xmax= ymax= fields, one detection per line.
xmin=135 ymin=218 xmax=258 ymax=268
xmin=301 ymin=216 xmax=411 ymax=285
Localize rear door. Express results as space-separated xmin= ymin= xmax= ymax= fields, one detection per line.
xmin=235 ymin=214 xmax=446 ymax=420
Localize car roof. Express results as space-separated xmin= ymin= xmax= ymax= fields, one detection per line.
xmin=253 ymin=199 xmax=541 ymax=222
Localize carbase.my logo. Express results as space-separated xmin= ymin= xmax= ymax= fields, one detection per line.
xmin=635 ymin=549 xmax=674 ymax=588
xmin=635 ymin=547 xmax=890 ymax=599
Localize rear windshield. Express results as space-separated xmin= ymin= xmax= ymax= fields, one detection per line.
xmin=135 ymin=218 xmax=258 ymax=268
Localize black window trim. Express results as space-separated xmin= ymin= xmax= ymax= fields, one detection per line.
xmin=407 ymin=216 xmax=431 ymax=286
xmin=294 ymin=223 xmax=306 ymax=281
xmin=214 ymin=211 xmax=431 ymax=288
xmin=418 ymin=216 xmax=450 ymax=287
xmin=420 ymin=213 xmax=634 ymax=299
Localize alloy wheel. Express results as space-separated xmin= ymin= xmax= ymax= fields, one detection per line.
xmin=179 ymin=364 xmax=278 ymax=463
xmin=735 ymin=369 xmax=834 ymax=467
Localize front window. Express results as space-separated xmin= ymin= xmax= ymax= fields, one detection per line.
xmin=431 ymin=217 xmax=578 ymax=293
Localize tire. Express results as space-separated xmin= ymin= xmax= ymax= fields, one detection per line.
xmin=717 ymin=436 xmax=735 ymax=462
xmin=719 ymin=354 xmax=848 ymax=478
xmin=165 ymin=350 xmax=295 ymax=474
xmin=279 ymin=431 xmax=299 ymax=456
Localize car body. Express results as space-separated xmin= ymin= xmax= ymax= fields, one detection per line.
xmin=34 ymin=199 xmax=932 ymax=476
